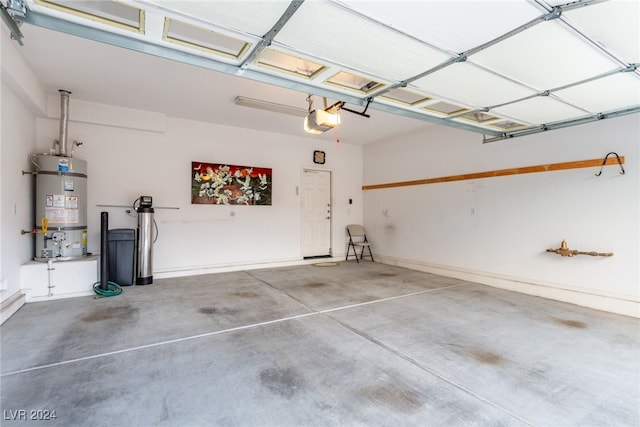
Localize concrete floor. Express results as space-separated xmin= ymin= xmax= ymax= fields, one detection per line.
xmin=1 ymin=262 xmax=638 ymax=426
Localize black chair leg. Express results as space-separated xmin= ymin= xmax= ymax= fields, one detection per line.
xmin=346 ymin=243 xmax=360 ymax=262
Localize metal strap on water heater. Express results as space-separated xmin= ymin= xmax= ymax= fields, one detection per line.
xmin=35 ymin=225 xmax=87 ymax=231
xmin=37 ymin=170 xmax=88 ymax=178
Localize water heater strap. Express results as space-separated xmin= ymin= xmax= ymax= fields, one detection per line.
xmin=37 ymin=171 xmax=88 ymax=178
xmin=36 ymin=225 xmax=87 ymax=231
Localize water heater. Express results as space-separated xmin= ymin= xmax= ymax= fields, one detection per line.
xmin=34 ymin=155 xmax=88 ymax=260
xmin=33 ymin=90 xmax=87 ymax=261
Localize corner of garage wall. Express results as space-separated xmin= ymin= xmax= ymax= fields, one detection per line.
xmin=1 ymin=292 xmax=26 ymax=325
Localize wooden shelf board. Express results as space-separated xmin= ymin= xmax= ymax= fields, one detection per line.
xmin=362 ymin=156 xmax=625 ymax=191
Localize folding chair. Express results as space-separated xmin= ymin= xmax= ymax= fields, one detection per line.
xmin=345 ymin=224 xmax=374 ymax=263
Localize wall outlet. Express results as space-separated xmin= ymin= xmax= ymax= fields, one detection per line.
xmin=0 ymin=277 xmax=8 ymax=291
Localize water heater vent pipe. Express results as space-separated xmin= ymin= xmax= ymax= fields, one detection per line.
xmin=58 ymin=89 xmax=71 ymax=157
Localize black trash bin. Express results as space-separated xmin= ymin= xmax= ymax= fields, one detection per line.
xmin=107 ymin=228 xmax=135 ymax=286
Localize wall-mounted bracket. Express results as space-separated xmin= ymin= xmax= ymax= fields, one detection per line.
xmin=0 ymin=0 xmax=25 ymax=45
xmin=595 ymin=152 xmax=625 ymax=176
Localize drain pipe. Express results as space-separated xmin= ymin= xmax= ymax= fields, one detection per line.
xmin=47 ymin=259 xmax=55 ymax=296
xmin=99 ymin=212 xmax=109 ymax=291
xmin=58 ymin=89 xmax=71 ymax=157
xmin=93 ymin=212 xmax=122 ymax=297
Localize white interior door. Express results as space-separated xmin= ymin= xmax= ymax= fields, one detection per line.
xmin=301 ymin=169 xmax=331 ymax=258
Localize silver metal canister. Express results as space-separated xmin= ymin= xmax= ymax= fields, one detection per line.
xmin=136 ymin=205 xmax=154 ymax=285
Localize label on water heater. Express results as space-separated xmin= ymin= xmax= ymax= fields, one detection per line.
xmin=66 ymin=196 xmax=78 ymax=209
xmin=45 ymin=208 xmax=79 ymax=224
xmin=53 ymin=195 xmax=65 ymax=208
xmin=58 ymin=158 xmax=69 ymax=172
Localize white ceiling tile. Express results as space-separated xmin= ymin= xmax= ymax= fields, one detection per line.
xmin=274 ymin=1 xmax=451 ymax=81
xmin=338 ymin=0 xmax=543 ymax=53
xmin=472 ymin=20 xmax=622 ymax=90
xmin=563 ymin=0 xmax=640 ymax=64
xmin=413 ymin=62 xmax=537 ymax=107
xmin=140 ymin=0 xmax=292 ymax=36
xmin=493 ymin=96 xmax=590 ymax=124
xmin=555 ymin=73 xmax=640 ymax=113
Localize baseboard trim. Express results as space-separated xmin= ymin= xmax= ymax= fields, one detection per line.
xmin=377 ymin=255 xmax=639 ymax=318
xmin=12 ymin=254 xmax=636 ymax=318
xmin=154 ymin=256 xmax=345 ymax=279
xmin=1 ymin=291 xmax=26 ymax=324
xmin=26 ymin=290 xmax=95 ymax=303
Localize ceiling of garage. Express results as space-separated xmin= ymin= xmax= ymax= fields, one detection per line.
xmin=4 ymin=0 xmax=640 ymax=145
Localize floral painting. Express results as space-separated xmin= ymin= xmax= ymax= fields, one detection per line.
xmin=191 ymin=162 xmax=272 ymax=205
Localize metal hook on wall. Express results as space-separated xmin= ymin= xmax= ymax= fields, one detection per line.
xmin=595 ymin=152 xmax=625 ymax=176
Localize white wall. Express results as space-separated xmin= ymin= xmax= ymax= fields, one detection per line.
xmin=363 ymin=116 xmax=640 ymax=317
xmin=0 ymin=85 xmax=36 ymax=294
xmin=1 ymin=26 xmax=46 ymax=322
xmin=35 ymin=103 xmax=363 ymax=277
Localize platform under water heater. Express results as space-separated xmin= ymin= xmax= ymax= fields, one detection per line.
xmin=33 ymin=90 xmax=87 ymax=261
